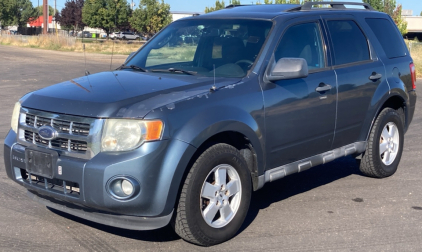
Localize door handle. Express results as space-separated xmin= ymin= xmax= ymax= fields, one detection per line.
xmin=315 ymin=83 xmax=332 ymax=92
xmin=369 ymin=72 xmax=382 ymax=80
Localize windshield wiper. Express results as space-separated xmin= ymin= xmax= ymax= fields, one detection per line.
xmin=151 ymin=68 xmax=196 ymax=75
xmin=117 ymin=64 xmax=148 ymax=72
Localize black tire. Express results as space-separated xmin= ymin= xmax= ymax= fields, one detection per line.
xmin=360 ymin=108 xmax=404 ymax=178
xmin=173 ymin=143 xmax=252 ymax=246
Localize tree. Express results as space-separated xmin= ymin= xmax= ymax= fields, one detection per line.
xmin=392 ymin=4 xmax=407 ymax=35
xmin=56 ymin=0 xmax=85 ymax=32
xmin=205 ymin=0 xmax=225 ymax=13
xmin=362 ymin=0 xmax=383 ymax=12
xmin=0 ymin=0 xmax=37 ymax=27
xmin=130 ymin=0 xmax=171 ymax=36
xmin=82 ymin=0 xmax=130 ymax=36
xmin=383 ymin=0 xmax=396 ymax=16
xmin=35 ymin=5 xmax=58 ymax=17
xmin=230 ymin=0 xmax=241 ymax=5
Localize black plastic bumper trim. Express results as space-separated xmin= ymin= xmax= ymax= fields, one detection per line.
xmin=27 ymin=191 xmax=173 ymax=230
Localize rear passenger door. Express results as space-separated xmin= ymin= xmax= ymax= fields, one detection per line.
xmin=264 ymin=17 xmax=337 ymax=168
xmin=321 ymin=15 xmax=387 ymax=148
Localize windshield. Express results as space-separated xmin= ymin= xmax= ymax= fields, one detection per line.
xmin=126 ymin=19 xmax=273 ymax=78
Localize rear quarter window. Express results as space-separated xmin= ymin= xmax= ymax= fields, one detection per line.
xmin=365 ymin=18 xmax=407 ymax=59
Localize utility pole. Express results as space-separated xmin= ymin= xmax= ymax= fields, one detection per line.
xmin=54 ymin=0 xmax=57 ymax=35
xmin=43 ymin=0 xmax=48 ymax=34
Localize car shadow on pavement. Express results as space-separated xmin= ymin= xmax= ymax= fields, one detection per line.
xmin=238 ymin=155 xmax=363 ymax=234
xmin=47 ymin=155 xmax=362 ymax=243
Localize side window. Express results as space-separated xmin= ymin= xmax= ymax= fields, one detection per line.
xmin=366 ymin=18 xmax=406 ymax=59
xmin=327 ymin=20 xmax=370 ymax=65
xmin=275 ymin=22 xmax=325 ymax=70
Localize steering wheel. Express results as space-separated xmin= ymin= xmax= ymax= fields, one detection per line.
xmin=235 ymin=60 xmax=254 ymax=65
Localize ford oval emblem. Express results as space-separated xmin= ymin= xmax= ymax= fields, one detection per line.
xmin=38 ymin=126 xmax=58 ymax=140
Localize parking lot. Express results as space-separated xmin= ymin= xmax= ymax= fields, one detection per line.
xmin=1 ymin=45 xmax=422 ymax=251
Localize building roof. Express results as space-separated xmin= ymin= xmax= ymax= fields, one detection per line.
xmin=28 ymin=16 xmax=52 ymax=27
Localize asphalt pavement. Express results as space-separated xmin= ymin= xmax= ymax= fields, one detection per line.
xmin=1 ymin=45 xmax=422 ymax=251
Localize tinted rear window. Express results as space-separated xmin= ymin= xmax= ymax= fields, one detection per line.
xmin=327 ymin=20 xmax=370 ymax=65
xmin=366 ymin=18 xmax=406 ymax=59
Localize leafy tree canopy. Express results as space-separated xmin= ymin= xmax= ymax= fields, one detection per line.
xmin=82 ymin=0 xmax=130 ymax=35
xmin=0 ymin=0 xmax=37 ymax=27
xmin=56 ymin=0 xmax=85 ymax=31
xmin=35 ymin=5 xmax=58 ymax=16
xmin=205 ymin=0 xmax=225 ymax=13
xmin=392 ymin=4 xmax=407 ymax=35
xmin=129 ymin=0 xmax=171 ymax=36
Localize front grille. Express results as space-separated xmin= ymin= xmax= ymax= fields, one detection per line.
xmin=25 ymin=114 xmax=90 ymax=136
xmin=19 ymin=110 xmax=97 ymax=158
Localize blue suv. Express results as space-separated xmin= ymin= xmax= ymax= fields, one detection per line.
xmin=4 ymin=2 xmax=417 ymax=246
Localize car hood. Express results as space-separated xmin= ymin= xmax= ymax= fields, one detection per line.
xmin=21 ymin=70 xmax=241 ymax=118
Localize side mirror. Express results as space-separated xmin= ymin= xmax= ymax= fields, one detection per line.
xmin=125 ymin=52 xmax=136 ymax=63
xmin=267 ymin=58 xmax=309 ymax=81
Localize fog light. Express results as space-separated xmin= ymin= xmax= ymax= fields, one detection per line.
xmin=121 ymin=179 xmax=134 ymax=195
xmin=107 ymin=176 xmax=140 ymax=200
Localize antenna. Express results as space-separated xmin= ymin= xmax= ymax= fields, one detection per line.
xmin=83 ymin=44 xmax=90 ymax=76
xmin=110 ymin=36 xmax=115 ymax=70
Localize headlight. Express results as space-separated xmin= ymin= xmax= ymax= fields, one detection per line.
xmin=11 ymin=102 xmax=21 ymax=133
xmin=101 ymin=119 xmax=163 ymax=152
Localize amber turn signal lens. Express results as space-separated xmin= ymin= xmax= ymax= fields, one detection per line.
xmin=145 ymin=120 xmax=163 ymax=141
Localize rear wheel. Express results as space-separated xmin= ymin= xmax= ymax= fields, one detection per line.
xmin=360 ymin=108 xmax=404 ymax=178
xmin=173 ymin=143 xmax=252 ymax=246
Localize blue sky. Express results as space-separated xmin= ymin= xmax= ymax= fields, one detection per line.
xmin=30 ymin=0 xmax=422 ymax=16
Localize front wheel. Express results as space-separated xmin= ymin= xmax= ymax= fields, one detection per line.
xmin=360 ymin=108 xmax=404 ymax=178
xmin=173 ymin=143 xmax=252 ymax=246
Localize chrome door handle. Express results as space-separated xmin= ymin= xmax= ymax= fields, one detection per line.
xmin=369 ymin=73 xmax=382 ymax=80
xmin=315 ymin=83 xmax=332 ymax=92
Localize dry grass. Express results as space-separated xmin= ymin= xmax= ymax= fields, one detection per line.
xmin=408 ymin=41 xmax=422 ymax=78
xmin=0 ymin=35 xmax=143 ymax=55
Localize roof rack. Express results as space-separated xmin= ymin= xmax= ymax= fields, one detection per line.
xmin=225 ymin=4 xmax=251 ymax=8
xmin=287 ymin=1 xmax=374 ymax=12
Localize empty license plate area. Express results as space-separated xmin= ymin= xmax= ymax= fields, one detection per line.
xmin=25 ymin=149 xmax=54 ymax=179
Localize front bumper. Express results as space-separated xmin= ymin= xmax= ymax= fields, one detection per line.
xmin=4 ymin=129 xmax=196 ymax=230
xmin=28 ymin=191 xmax=173 ymax=230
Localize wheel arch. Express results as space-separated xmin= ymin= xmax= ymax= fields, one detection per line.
xmin=188 ymin=130 xmax=260 ymax=190
xmin=362 ymin=92 xmax=407 ymax=142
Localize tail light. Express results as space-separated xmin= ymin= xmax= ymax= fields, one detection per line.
xmin=410 ymin=63 xmax=416 ymax=90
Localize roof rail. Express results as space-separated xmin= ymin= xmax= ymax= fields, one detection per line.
xmin=225 ymin=4 xmax=251 ymax=8
xmin=287 ymin=1 xmax=374 ymax=11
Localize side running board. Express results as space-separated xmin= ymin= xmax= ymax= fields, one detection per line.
xmin=256 ymin=141 xmax=366 ymax=190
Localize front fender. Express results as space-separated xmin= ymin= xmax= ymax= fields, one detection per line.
xmin=174 ymin=105 xmax=265 ymax=174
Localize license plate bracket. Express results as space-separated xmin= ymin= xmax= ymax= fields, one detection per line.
xmin=25 ymin=149 xmax=55 ymax=179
